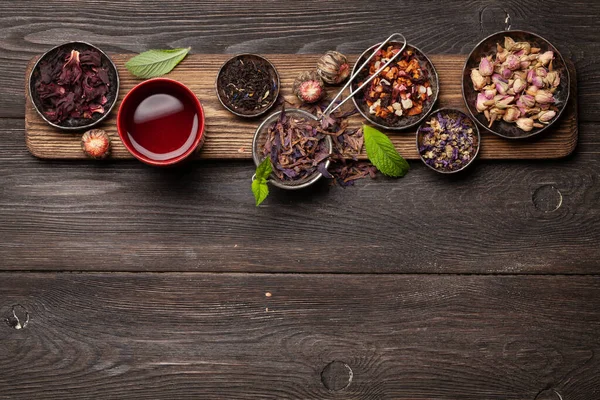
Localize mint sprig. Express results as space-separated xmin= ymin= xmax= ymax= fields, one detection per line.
xmin=125 ymin=47 xmax=191 ymax=79
xmin=363 ymin=125 xmax=409 ymax=177
xmin=252 ymin=158 xmax=272 ymax=206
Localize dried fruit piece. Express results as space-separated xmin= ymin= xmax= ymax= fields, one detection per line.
xmin=292 ymin=71 xmax=325 ymax=103
xmin=81 ymin=129 xmax=111 ymax=159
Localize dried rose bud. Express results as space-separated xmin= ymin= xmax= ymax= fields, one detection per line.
xmin=471 ymin=68 xmax=487 ymax=90
xmin=476 ymin=93 xmax=490 ymax=112
xmin=526 ymin=85 xmax=539 ymax=96
xmin=520 ymin=94 xmax=536 ymax=108
xmin=316 ymin=51 xmax=350 ymax=84
xmin=513 ymin=41 xmax=531 ymax=54
xmin=516 ymin=117 xmax=534 ymax=132
xmin=292 ymin=71 xmax=324 ymax=103
xmin=532 ymin=75 xmax=544 ymax=88
xmin=501 ymin=67 xmax=513 ymax=80
xmin=538 ymin=51 xmax=554 ymax=66
xmin=495 ymin=81 xmax=509 ymax=95
xmin=503 ymin=107 xmax=520 ymax=123
xmin=526 ymin=69 xmax=536 ymax=83
xmin=538 ymin=110 xmax=556 ymax=123
xmin=491 ymin=74 xmax=506 ymax=85
xmin=479 ymin=57 xmax=494 ymax=76
xmin=520 ymin=60 xmax=531 ymax=70
xmin=545 ymin=71 xmax=560 ymax=87
xmin=504 ymin=36 xmax=516 ymax=51
xmin=484 ymin=88 xmax=497 ymax=99
xmin=81 ymin=129 xmax=111 ymax=159
xmin=531 ymin=47 xmax=541 ymax=54
xmin=535 ymin=67 xmax=548 ymax=77
xmin=513 ymin=78 xmax=527 ymax=93
xmin=535 ymin=90 xmax=555 ymax=104
xmin=506 ymin=54 xmax=520 ymax=70
xmin=494 ymin=95 xmax=514 ymax=109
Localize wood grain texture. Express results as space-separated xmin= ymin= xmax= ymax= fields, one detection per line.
xmin=2 ymin=118 xmax=599 ymax=273
xmin=1 ymin=0 xmax=599 ymax=122
xmin=1 ymin=273 xmax=599 ymax=400
xmin=24 ymin=54 xmax=578 ymax=161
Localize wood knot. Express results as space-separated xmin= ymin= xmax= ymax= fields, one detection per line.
xmin=321 ymin=361 xmax=352 ymax=391
xmin=4 ymin=304 xmax=29 ymax=330
xmin=535 ymin=389 xmax=563 ymax=400
xmin=532 ymin=185 xmax=563 ymax=212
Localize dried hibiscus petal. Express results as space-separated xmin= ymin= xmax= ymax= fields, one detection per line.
xmin=34 ymin=47 xmax=110 ymax=124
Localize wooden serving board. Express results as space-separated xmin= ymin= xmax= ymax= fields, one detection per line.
xmin=25 ymin=54 xmax=578 ymax=160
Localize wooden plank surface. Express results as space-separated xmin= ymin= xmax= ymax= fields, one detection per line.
xmin=24 ymin=54 xmax=578 ymax=161
xmin=1 ymin=273 xmax=599 ymax=399
xmin=1 ymin=0 xmax=600 ymax=399
xmin=2 ymin=118 xmax=600 ymax=273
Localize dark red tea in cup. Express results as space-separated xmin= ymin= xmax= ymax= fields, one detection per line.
xmin=117 ymin=79 xmax=205 ymax=166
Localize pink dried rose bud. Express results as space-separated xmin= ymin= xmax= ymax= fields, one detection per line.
xmin=494 ymin=95 xmax=514 ymax=109
xmin=532 ymin=75 xmax=544 ymax=88
xmin=538 ymin=51 xmax=554 ymax=66
xmin=479 ymin=57 xmax=494 ymax=76
xmin=471 ymin=68 xmax=487 ymax=90
xmin=535 ymin=90 xmax=555 ymax=104
xmin=501 ymin=67 xmax=513 ymax=79
xmin=526 ymin=85 xmax=539 ymax=96
xmin=491 ymin=73 xmax=506 ymax=84
xmin=538 ymin=110 xmax=556 ymax=123
xmin=516 ymin=117 xmax=534 ymax=132
xmin=535 ymin=67 xmax=548 ymax=77
xmin=520 ymin=94 xmax=536 ymax=108
xmin=506 ymin=54 xmax=520 ymax=70
xmin=476 ymin=93 xmax=489 ymax=112
xmin=495 ymin=81 xmax=509 ymax=95
xmin=512 ymin=78 xmax=527 ymax=93
xmin=526 ymin=69 xmax=536 ymax=83
xmin=545 ymin=71 xmax=560 ymax=87
xmin=503 ymin=107 xmax=521 ymax=123
xmin=484 ymin=88 xmax=497 ymax=99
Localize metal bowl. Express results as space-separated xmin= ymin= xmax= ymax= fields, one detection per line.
xmin=351 ymin=41 xmax=439 ymax=130
xmin=416 ymin=108 xmax=480 ymax=174
xmin=29 ymin=41 xmax=119 ymax=131
xmin=462 ymin=30 xmax=570 ymax=139
xmin=216 ymin=54 xmax=280 ymax=118
xmin=252 ymin=108 xmax=332 ymax=190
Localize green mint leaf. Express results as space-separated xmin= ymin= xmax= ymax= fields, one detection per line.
xmin=363 ymin=125 xmax=409 ymax=177
xmin=252 ymin=158 xmax=272 ymax=206
xmin=125 ymin=47 xmax=191 ymax=79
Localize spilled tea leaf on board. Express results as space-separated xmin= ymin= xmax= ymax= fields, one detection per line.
xmin=252 ymin=158 xmax=272 ymax=206
xmin=126 ymin=47 xmax=191 ymax=79
xmin=363 ymin=125 xmax=409 ymax=177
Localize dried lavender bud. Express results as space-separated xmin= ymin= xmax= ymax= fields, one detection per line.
xmin=418 ymin=111 xmax=477 ymax=172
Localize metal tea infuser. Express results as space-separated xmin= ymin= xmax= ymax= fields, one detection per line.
xmin=252 ymin=33 xmax=407 ymax=190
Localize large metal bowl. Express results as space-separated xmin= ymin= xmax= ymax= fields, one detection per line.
xmin=462 ymin=30 xmax=570 ymax=139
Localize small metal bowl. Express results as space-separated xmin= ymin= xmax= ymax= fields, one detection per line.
xmin=416 ymin=108 xmax=480 ymax=174
xmin=216 ymin=54 xmax=280 ymax=118
xmin=29 ymin=41 xmax=119 ymax=131
xmin=462 ymin=30 xmax=570 ymax=139
xmin=351 ymin=41 xmax=439 ymax=130
xmin=252 ymin=108 xmax=332 ymax=190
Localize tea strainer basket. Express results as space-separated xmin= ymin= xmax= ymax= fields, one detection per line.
xmin=252 ymin=108 xmax=333 ymax=190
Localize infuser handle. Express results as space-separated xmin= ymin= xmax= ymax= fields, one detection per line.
xmin=322 ymin=32 xmax=407 ymax=117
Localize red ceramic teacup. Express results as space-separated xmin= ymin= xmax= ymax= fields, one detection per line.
xmin=117 ymin=78 xmax=205 ymax=166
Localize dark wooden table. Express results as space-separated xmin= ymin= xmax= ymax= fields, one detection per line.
xmin=1 ymin=1 xmax=599 ymax=399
